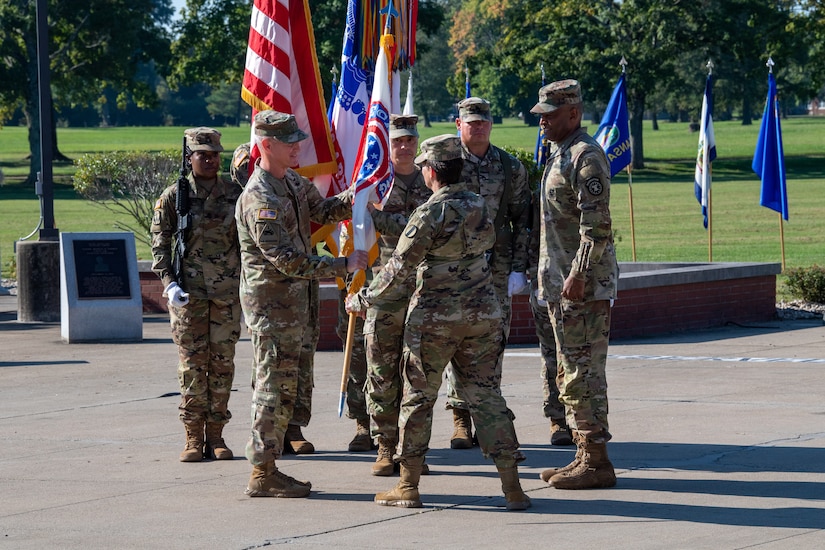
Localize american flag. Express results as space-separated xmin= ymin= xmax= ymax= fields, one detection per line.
xmin=241 ymin=0 xmax=336 ymax=178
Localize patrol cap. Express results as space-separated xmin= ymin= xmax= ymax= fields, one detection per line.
xmin=457 ymin=97 xmax=493 ymax=122
xmin=530 ymin=79 xmax=582 ymax=114
xmin=389 ymin=114 xmax=419 ymax=139
xmin=254 ymin=110 xmax=308 ymax=143
xmin=184 ymin=127 xmax=224 ymax=152
xmin=414 ymin=134 xmax=462 ymax=165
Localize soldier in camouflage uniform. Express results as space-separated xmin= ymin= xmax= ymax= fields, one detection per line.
xmin=236 ymin=111 xmax=368 ymax=498
xmin=151 ymin=127 xmax=241 ymax=463
xmin=528 ymin=188 xmax=573 ymax=447
xmin=362 ymin=114 xmax=432 ymax=475
xmin=229 ymin=138 xmax=317 ymax=455
xmin=347 ymin=135 xmax=530 ymax=511
xmin=531 ymin=80 xmax=619 ymax=490
xmin=445 ymin=97 xmax=532 ymax=449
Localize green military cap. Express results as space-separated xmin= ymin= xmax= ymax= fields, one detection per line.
xmin=530 ymin=79 xmax=582 ymax=114
xmin=414 ymin=134 xmax=463 ymax=165
xmin=389 ymin=114 xmax=419 ymax=139
xmin=457 ymin=97 xmax=493 ymax=122
xmin=184 ymin=127 xmax=224 ymax=152
xmin=254 ymin=110 xmax=308 ymax=143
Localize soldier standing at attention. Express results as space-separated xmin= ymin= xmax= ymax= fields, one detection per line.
xmin=346 ymin=135 xmax=531 ymax=511
xmin=531 ymin=80 xmax=619 ymax=490
xmin=363 ymin=114 xmax=432 ymax=475
xmin=445 ymin=97 xmax=532 ymax=449
xmin=236 ymin=110 xmax=367 ymax=498
xmin=151 ymin=127 xmax=241 ymax=463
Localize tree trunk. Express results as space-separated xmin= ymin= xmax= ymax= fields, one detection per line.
xmin=629 ymin=89 xmax=645 ymax=170
xmin=741 ymin=93 xmax=753 ymax=126
xmin=651 ymin=111 xmax=659 ymax=131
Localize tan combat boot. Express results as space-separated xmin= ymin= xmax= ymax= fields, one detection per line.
xmin=497 ymin=466 xmax=532 ymax=511
xmin=244 ymin=461 xmax=312 ymax=498
xmin=205 ymin=422 xmax=233 ymax=460
xmin=284 ymin=424 xmax=315 ymax=454
xmin=348 ymin=419 xmax=374 ymax=452
xmin=372 ymin=437 xmax=397 ymax=476
xmin=450 ymin=408 xmax=473 ymax=449
xmin=179 ymin=422 xmax=204 ymax=462
xmin=540 ymin=432 xmax=584 ymax=482
xmin=375 ymin=456 xmax=424 ymax=508
xmin=550 ymin=437 xmax=616 ymax=490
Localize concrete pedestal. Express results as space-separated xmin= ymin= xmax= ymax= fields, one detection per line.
xmin=16 ymin=240 xmax=61 ymax=322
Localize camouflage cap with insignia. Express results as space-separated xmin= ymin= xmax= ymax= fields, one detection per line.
xmin=414 ymin=134 xmax=462 ymax=165
xmin=254 ymin=110 xmax=308 ymax=143
xmin=530 ymin=79 xmax=582 ymax=114
xmin=457 ymin=97 xmax=493 ymax=122
xmin=230 ymin=142 xmax=251 ymax=188
xmin=184 ymin=127 xmax=224 ymax=152
xmin=389 ymin=114 xmax=419 ymax=139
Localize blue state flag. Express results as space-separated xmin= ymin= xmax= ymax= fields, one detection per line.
xmin=752 ymin=73 xmax=789 ymax=221
xmin=594 ymin=73 xmax=632 ymax=177
xmin=694 ymin=74 xmax=717 ymax=229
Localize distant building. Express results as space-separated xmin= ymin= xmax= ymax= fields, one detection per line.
xmin=808 ymin=98 xmax=825 ymax=116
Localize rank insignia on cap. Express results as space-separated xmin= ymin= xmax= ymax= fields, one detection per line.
xmin=257 ymin=208 xmax=278 ymax=220
xmin=154 ymin=198 xmax=163 ymax=210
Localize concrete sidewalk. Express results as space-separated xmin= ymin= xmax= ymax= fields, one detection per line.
xmin=1 ymin=292 xmax=824 ymax=549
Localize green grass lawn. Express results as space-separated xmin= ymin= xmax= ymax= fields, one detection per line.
xmin=1 ymin=118 xmax=824 ymax=281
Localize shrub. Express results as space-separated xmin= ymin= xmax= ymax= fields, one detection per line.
xmin=784 ymin=265 xmax=825 ymax=303
xmin=500 ymin=145 xmax=542 ymax=192
xmin=73 ymin=150 xmax=179 ymax=246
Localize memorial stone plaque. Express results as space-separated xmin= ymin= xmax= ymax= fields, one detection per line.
xmin=72 ymin=239 xmax=131 ymax=299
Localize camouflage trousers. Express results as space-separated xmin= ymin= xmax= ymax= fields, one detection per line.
xmin=336 ymin=289 xmax=368 ymax=424
xmin=529 ymin=285 xmax=564 ymax=421
xmin=363 ymin=300 xmax=408 ymax=441
xmin=548 ymin=299 xmax=612 ymax=444
xmin=444 ymin=276 xmax=511 ymax=410
xmin=169 ymin=295 xmax=240 ymax=426
xmin=245 ymin=322 xmax=317 ymax=465
xmin=398 ymin=315 xmax=523 ymax=468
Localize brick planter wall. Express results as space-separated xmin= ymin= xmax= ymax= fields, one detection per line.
xmin=139 ymin=262 xmax=781 ymax=349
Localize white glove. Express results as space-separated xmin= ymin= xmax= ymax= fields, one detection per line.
xmin=164 ymin=282 xmax=190 ymax=307
xmin=507 ymin=272 xmax=528 ymax=297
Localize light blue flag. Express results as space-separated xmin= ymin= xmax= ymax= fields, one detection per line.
xmin=694 ymin=74 xmax=717 ymax=229
xmin=752 ymin=73 xmax=789 ymax=221
xmin=594 ymin=73 xmax=632 ymax=177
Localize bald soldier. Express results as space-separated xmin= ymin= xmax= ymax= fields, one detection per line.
xmin=236 ymin=111 xmax=368 ymax=498
xmin=347 ymin=134 xmax=530 ymax=511
xmin=531 ymin=80 xmax=619 ymax=490
xmin=151 ymin=127 xmax=241 ymax=463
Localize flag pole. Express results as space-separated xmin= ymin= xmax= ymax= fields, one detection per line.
xmin=778 ymin=213 xmax=786 ymax=272
xmin=619 ymin=56 xmax=637 ymax=262
xmin=706 ymin=60 xmax=714 ymax=263
xmin=339 ymin=310 xmax=357 ymax=417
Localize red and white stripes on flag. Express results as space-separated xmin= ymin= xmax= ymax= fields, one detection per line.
xmin=241 ymin=0 xmax=336 ymax=179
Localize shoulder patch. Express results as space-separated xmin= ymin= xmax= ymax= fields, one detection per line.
xmin=404 ymin=224 xmax=419 ymax=239
xmin=257 ymin=208 xmax=278 ymax=220
xmin=585 ymin=178 xmax=604 ymax=196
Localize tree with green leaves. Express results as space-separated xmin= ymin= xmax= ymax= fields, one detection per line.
xmin=0 ymin=0 xmax=174 ymax=183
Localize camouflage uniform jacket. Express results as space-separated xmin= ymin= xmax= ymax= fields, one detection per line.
xmin=538 ymin=127 xmax=618 ymax=303
xmin=151 ymin=173 xmax=241 ymax=300
xmin=370 ymin=168 xmax=431 ymax=268
xmin=235 ymin=164 xmax=352 ymax=333
xmin=354 ymin=182 xmax=499 ymax=320
xmin=460 ymin=144 xmax=531 ymax=277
